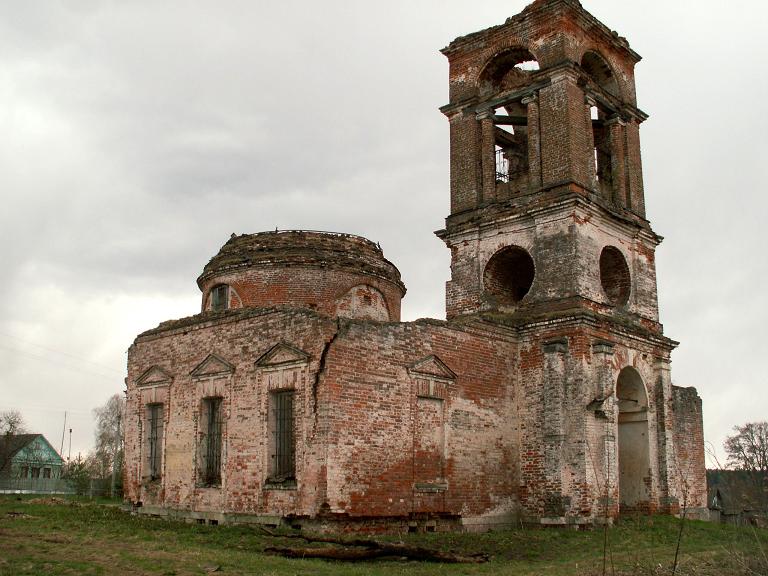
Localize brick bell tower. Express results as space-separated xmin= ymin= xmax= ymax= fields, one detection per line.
xmin=437 ymin=0 xmax=708 ymax=522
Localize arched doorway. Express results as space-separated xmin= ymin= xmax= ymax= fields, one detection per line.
xmin=616 ymin=367 xmax=650 ymax=511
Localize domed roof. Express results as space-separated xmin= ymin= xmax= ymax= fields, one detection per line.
xmin=197 ymin=230 xmax=405 ymax=295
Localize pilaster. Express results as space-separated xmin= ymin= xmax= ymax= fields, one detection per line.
xmin=523 ymin=93 xmax=543 ymax=189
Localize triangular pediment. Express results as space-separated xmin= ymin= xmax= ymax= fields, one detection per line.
xmin=190 ymin=353 xmax=235 ymax=378
xmin=16 ymin=435 xmax=64 ymax=465
xmin=409 ymin=355 xmax=456 ymax=381
xmin=255 ymin=342 xmax=310 ymax=368
xmin=136 ymin=365 xmax=172 ymax=386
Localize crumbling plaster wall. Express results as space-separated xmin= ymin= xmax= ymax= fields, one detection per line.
xmin=125 ymin=309 xmax=337 ymax=517
xmin=445 ymin=203 xmax=659 ymax=322
xmin=515 ymin=323 xmax=676 ymax=523
xmin=125 ymin=310 xmax=526 ymax=528
xmin=320 ymin=319 xmax=520 ymax=528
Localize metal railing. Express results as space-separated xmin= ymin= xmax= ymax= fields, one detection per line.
xmin=495 ymin=148 xmax=510 ymax=182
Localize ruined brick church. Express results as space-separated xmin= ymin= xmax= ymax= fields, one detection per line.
xmin=124 ymin=0 xmax=707 ymax=531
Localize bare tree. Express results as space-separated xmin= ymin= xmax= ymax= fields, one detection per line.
xmin=725 ymin=421 xmax=768 ymax=511
xmin=92 ymin=394 xmax=125 ymax=496
xmin=726 ymin=421 xmax=768 ymax=472
xmin=0 ymin=410 xmax=28 ymax=476
xmin=0 ymin=410 xmax=27 ymax=436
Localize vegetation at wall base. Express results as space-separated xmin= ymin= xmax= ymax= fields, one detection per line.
xmin=1 ymin=496 xmax=767 ymax=575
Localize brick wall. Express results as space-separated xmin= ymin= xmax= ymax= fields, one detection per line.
xmin=320 ymin=319 xmax=519 ymax=526
xmin=672 ymin=386 xmax=708 ymax=515
xmin=125 ymin=310 xmax=525 ymax=528
xmin=125 ymin=308 xmax=338 ymax=518
xmin=199 ymin=267 xmax=402 ymax=322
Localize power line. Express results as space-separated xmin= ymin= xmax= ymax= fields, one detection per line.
xmin=0 ymin=404 xmax=93 ymax=416
xmin=0 ymin=330 xmax=124 ymax=375
xmin=0 ymin=343 xmax=122 ymax=381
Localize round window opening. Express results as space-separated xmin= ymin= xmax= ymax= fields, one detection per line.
xmin=599 ymin=246 xmax=630 ymax=306
xmin=484 ymin=246 xmax=535 ymax=306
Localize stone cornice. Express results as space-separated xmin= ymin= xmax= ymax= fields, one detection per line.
xmin=481 ymin=308 xmax=677 ymax=351
xmin=437 ymin=187 xmax=661 ymax=246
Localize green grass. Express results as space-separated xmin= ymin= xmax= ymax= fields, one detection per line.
xmin=0 ymin=495 xmax=766 ymax=575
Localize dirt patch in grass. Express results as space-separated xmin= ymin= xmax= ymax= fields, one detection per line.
xmin=4 ymin=511 xmax=34 ymax=519
xmin=27 ymin=496 xmax=79 ymax=506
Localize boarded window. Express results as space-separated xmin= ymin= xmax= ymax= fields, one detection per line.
xmin=270 ymin=391 xmax=295 ymax=480
xmin=199 ymin=397 xmax=223 ymax=486
xmin=31 ymin=467 xmax=40 ymax=478
xmin=147 ymin=403 xmax=164 ymax=480
xmin=43 ymin=468 xmax=51 ymax=479
xmin=20 ymin=466 xmax=29 ymax=478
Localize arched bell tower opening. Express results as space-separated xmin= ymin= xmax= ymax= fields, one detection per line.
xmin=616 ymin=366 xmax=651 ymax=511
xmin=581 ymin=50 xmax=620 ymax=200
xmin=477 ymin=48 xmax=541 ymax=200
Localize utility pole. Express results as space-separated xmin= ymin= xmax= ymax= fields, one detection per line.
xmin=68 ymin=428 xmax=72 ymax=461
xmin=59 ymin=411 xmax=67 ymax=457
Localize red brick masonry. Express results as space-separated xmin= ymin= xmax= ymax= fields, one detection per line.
xmin=124 ymin=0 xmax=707 ymax=532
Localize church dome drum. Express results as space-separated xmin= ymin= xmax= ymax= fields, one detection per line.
xmin=196 ymin=230 xmax=406 ymax=321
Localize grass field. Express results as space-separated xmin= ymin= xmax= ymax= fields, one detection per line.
xmin=0 ymin=495 xmax=766 ymax=575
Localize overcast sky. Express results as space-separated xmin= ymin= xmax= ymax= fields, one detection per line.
xmin=0 ymin=0 xmax=766 ymax=466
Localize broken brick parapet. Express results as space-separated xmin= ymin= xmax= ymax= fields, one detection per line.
xmin=671 ymin=386 xmax=707 ymax=512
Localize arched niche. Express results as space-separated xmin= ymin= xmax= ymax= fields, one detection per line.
xmin=600 ymin=246 xmax=631 ymax=307
xmin=334 ymin=284 xmax=390 ymax=321
xmin=616 ymin=366 xmax=651 ymax=511
xmin=483 ymin=245 xmax=535 ymax=307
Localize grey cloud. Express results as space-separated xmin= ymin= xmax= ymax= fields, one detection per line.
xmin=0 ymin=0 xmax=765 ymax=462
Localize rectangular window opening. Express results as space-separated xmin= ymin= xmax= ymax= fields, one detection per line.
xmin=271 ymin=390 xmax=295 ymax=481
xmin=492 ymin=104 xmax=530 ymax=185
xmin=211 ymin=285 xmax=229 ymax=311
xmin=200 ymin=397 xmax=223 ymax=487
xmin=147 ymin=403 xmax=164 ymax=480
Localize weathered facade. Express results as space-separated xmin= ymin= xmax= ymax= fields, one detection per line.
xmin=124 ymin=0 xmax=707 ymax=531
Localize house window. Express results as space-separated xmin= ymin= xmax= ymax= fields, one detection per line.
xmin=43 ymin=468 xmax=51 ymax=479
xmin=270 ymin=391 xmax=295 ymax=480
xmin=20 ymin=466 xmax=29 ymax=478
xmin=147 ymin=403 xmax=164 ymax=480
xmin=199 ymin=397 xmax=223 ymax=486
xmin=31 ymin=467 xmax=40 ymax=478
xmin=211 ymin=285 xmax=229 ymax=311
